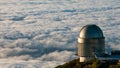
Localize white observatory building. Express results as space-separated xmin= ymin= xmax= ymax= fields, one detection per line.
xmin=78 ymin=24 xmax=105 ymax=62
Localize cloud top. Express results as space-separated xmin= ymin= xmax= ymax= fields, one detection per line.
xmin=0 ymin=0 xmax=120 ymax=68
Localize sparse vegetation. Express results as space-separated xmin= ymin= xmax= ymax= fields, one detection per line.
xmin=55 ymin=58 xmax=120 ymax=68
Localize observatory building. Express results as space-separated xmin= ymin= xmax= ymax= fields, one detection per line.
xmin=78 ymin=24 xmax=105 ymax=62
xmin=77 ymin=24 xmax=120 ymax=62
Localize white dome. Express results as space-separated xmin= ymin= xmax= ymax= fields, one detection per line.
xmin=79 ymin=24 xmax=104 ymax=38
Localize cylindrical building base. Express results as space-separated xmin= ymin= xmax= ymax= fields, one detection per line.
xmin=80 ymin=57 xmax=93 ymax=62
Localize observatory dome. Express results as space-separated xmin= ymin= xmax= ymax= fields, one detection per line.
xmin=78 ymin=24 xmax=105 ymax=62
xmin=79 ymin=24 xmax=104 ymax=38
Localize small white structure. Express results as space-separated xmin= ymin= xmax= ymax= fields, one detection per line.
xmin=95 ymin=50 xmax=120 ymax=61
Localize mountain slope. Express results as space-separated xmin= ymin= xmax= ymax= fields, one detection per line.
xmin=55 ymin=58 xmax=120 ymax=68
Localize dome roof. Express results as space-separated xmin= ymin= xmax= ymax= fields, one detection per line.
xmin=79 ymin=24 xmax=104 ymax=38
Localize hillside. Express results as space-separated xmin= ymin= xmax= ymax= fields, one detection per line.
xmin=55 ymin=58 xmax=120 ymax=68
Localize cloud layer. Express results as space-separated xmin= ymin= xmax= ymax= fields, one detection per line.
xmin=0 ymin=0 xmax=120 ymax=68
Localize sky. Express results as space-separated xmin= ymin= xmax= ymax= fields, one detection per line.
xmin=0 ymin=0 xmax=120 ymax=68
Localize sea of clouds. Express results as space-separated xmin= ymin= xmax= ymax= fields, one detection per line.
xmin=0 ymin=0 xmax=120 ymax=68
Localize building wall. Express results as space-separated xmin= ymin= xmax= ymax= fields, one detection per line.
xmin=78 ymin=37 xmax=105 ymax=62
